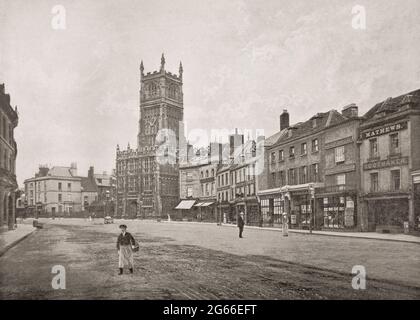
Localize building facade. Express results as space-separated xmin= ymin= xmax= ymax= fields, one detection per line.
xmin=24 ymin=164 xmax=82 ymax=216
xmin=24 ymin=164 xmax=115 ymax=217
xmin=0 ymin=83 xmax=18 ymax=230
xmin=116 ymin=54 xmax=184 ymax=219
xmin=258 ymin=107 xmax=362 ymax=230
xmin=359 ymin=90 xmax=420 ymax=233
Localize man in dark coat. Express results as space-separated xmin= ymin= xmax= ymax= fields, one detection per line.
xmin=238 ymin=211 xmax=245 ymax=238
xmin=116 ymin=224 xmax=136 ymax=275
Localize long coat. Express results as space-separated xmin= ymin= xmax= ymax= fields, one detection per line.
xmin=238 ymin=215 xmax=245 ymax=228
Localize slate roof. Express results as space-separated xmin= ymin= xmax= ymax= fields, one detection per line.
xmin=268 ymin=110 xmax=350 ymax=148
xmin=81 ymin=177 xmax=98 ymax=192
xmin=363 ymin=89 xmax=420 ymax=120
xmin=48 ymin=166 xmax=73 ymax=177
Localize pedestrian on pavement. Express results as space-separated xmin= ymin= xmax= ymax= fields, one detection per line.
xmin=116 ymin=224 xmax=136 ymax=275
xmin=238 ymin=211 xmax=245 ymax=238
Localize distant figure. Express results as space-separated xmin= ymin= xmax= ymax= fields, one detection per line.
xmin=238 ymin=211 xmax=245 ymax=238
xmin=116 ymin=224 xmax=136 ymax=275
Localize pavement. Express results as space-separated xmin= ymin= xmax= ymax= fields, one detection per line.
xmin=0 ymin=220 xmax=37 ymax=257
xmin=159 ymin=219 xmax=420 ymax=244
xmin=1 ymin=218 xmax=419 ymax=299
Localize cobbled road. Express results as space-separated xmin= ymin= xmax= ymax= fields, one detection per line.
xmin=0 ymin=219 xmax=419 ymax=299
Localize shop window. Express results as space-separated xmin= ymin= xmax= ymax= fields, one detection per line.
xmin=370 ymin=172 xmax=379 ymax=192
xmin=369 ymin=138 xmax=378 ymax=159
xmin=389 ymin=133 xmax=400 ymax=155
xmin=312 ymin=139 xmax=319 ymax=152
xmin=391 ymin=170 xmax=400 ymax=191
xmin=322 ymin=196 xmax=355 ymax=229
xmin=335 ymin=146 xmax=345 ymax=164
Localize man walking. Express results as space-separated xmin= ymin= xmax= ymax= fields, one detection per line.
xmin=238 ymin=211 xmax=245 ymax=238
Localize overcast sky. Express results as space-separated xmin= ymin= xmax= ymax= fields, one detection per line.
xmin=1 ymin=0 xmax=419 ymax=186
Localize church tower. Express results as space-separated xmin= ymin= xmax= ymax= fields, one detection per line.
xmin=136 ymin=54 xmax=184 ymax=218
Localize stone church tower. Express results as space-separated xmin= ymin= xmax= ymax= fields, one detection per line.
xmin=115 ymin=54 xmax=184 ymax=219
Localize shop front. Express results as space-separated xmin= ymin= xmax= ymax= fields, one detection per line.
xmin=286 ymin=183 xmax=320 ymax=230
xmin=289 ymin=192 xmax=313 ymax=230
xmin=174 ymin=199 xmax=196 ymax=221
xmin=316 ymin=186 xmax=358 ymax=230
xmin=194 ymin=200 xmax=216 ymax=222
xmin=258 ymin=188 xmax=283 ymax=227
xmin=234 ymin=196 xmax=260 ymax=226
xmin=364 ymin=194 xmax=410 ymax=233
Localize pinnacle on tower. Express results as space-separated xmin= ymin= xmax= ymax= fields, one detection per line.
xmin=179 ymin=61 xmax=183 ymax=79
xmin=160 ymin=53 xmax=165 ymax=72
xmin=140 ymin=60 xmax=144 ymax=77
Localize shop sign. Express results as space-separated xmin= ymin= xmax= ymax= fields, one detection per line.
xmin=346 ymin=198 xmax=354 ymax=208
xmin=363 ymin=156 xmax=409 ymax=170
xmin=291 ymin=215 xmax=297 ymax=224
xmin=361 ymin=121 xmax=407 ymax=140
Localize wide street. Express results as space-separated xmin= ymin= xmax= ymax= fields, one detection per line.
xmin=0 ymin=218 xmax=419 ymax=299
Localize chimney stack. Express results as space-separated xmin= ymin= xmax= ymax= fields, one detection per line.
xmin=70 ymin=162 xmax=78 ymax=176
xmin=342 ymin=104 xmax=359 ymax=118
xmin=88 ymin=166 xmax=94 ymax=179
xmin=280 ymin=109 xmax=290 ymax=131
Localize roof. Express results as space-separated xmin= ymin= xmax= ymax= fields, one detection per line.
xmin=270 ymin=110 xmax=348 ymax=148
xmin=363 ymin=89 xmax=420 ymax=120
xmin=94 ymin=174 xmax=113 ymax=187
xmin=81 ymin=177 xmax=98 ymax=193
xmin=48 ymin=166 xmax=73 ymax=177
xmin=264 ymin=129 xmax=287 ymax=147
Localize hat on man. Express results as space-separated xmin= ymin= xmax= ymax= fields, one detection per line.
xmin=119 ymin=224 xmax=127 ymax=229
xmin=239 ymin=212 xmax=244 ymax=216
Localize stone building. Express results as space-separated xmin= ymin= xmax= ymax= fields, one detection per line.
xmin=215 ymin=134 xmax=259 ymax=226
xmin=116 ymin=54 xmax=185 ymax=219
xmin=314 ymin=104 xmax=362 ymax=230
xmin=24 ymin=163 xmax=82 ymax=216
xmin=358 ymin=89 xmax=420 ymax=233
xmin=0 ymin=83 xmax=18 ymax=230
xmin=257 ymin=107 xmax=362 ymax=230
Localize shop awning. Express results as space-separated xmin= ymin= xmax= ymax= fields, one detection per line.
xmin=175 ymin=200 xmax=196 ymax=210
xmin=194 ymin=201 xmax=214 ymax=207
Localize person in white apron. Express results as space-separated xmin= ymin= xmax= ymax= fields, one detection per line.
xmin=116 ymin=224 xmax=136 ymax=275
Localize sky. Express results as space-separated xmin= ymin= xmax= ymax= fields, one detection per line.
xmin=0 ymin=0 xmax=419 ymax=187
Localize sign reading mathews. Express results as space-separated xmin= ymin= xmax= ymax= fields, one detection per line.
xmin=363 ymin=156 xmax=409 ymax=171
xmin=361 ymin=121 xmax=407 ymax=139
